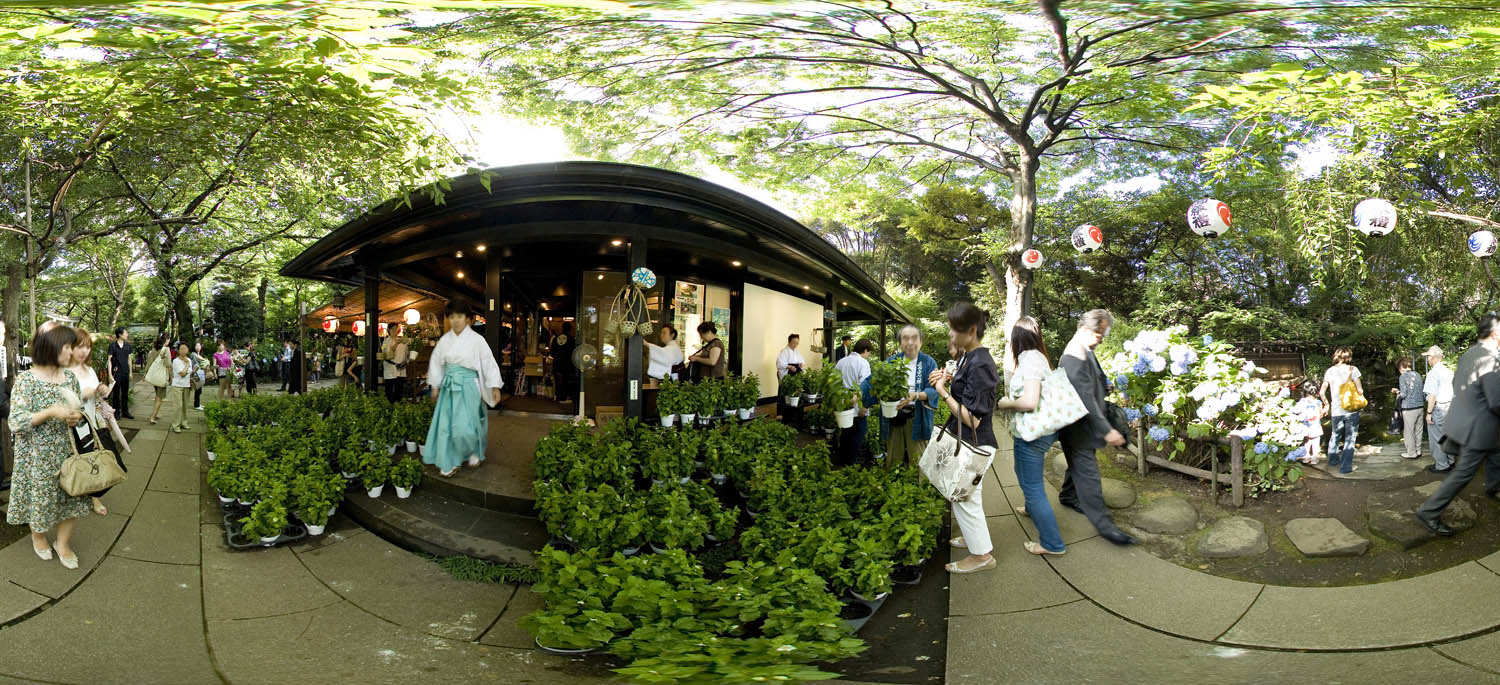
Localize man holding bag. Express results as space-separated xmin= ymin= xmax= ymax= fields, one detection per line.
xmin=1056 ymin=310 xmax=1136 ymax=546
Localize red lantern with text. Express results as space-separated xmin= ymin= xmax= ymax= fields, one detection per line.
xmin=321 ymin=317 xmax=338 ymax=334
xmin=377 ymin=322 xmax=389 ymax=338
xmin=353 ymin=320 xmax=366 ymax=336
xmin=1021 ymin=248 xmax=1045 ymax=269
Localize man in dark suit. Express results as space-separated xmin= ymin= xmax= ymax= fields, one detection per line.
xmin=1416 ymin=312 xmax=1500 ymax=536
xmin=1057 ymin=309 xmax=1136 ymax=545
xmin=107 ymin=327 xmax=135 ymax=419
xmin=833 ymin=335 xmax=853 ymax=363
xmin=287 ymin=338 xmax=307 ymax=395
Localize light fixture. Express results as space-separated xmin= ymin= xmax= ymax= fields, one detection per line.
xmin=352 ymin=320 xmax=366 ymax=336
xmin=504 ymin=303 xmax=511 ymax=310
xmin=611 ymin=239 xmax=623 ymax=247
xmin=476 ymin=245 xmax=486 ymax=252
xmin=541 ymin=302 xmax=549 ymax=310
xmin=841 ymin=301 xmax=848 ymax=306
xmin=377 ymin=322 xmax=389 ymax=337
xmin=456 ymin=271 xmax=465 ymax=279
xmin=803 ymin=285 xmax=810 ymax=290
xmin=403 ymin=308 xmax=420 ymax=325
xmin=731 ymin=260 xmax=742 ymax=267
xmin=456 ymin=250 xmax=463 ymax=258
xmin=597 ymin=274 xmax=604 ymax=280
xmin=321 ymin=317 xmax=338 ymax=334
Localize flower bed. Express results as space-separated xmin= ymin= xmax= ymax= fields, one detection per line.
xmin=524 ymin=417 xmax=946 ymax=682
xmin=205 ymin=388 xmax=434 ymax=544
xmin=1103 ymin=327 xmax=1305 ymax=493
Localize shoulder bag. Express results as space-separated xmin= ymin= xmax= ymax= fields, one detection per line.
xmin=1338 ymin=367 xmax=1367 ymax=411
xmin=144 ymin=353 xmax=169 ymax=388
xmin=1012 ymin=367 xmax=1090 ymax=442
xmin=59 ymin=416 xmax=127 ymax=497
xmin=919 ymin=411 xmax=995 ymax=502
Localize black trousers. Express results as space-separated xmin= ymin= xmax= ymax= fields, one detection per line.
xmin=385 ymin=377 xmax=406 ymax=403
xmin=277 ymin=361 xmax=288 ymax=389
xmin=1418 ymin=443 xmax=1500 ymax=521
xmin=110 ymin=373 xmax=131 ymax=416
xmin=243 ymin=369 xmax=257 ymax=394
xmin=1057 ymin=432 xmax=1122 ymax=536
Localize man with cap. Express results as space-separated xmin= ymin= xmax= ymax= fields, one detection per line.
xmin=1423 ymin=345 xmax=1456 ymax=472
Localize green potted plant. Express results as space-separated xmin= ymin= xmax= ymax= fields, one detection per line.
xmin=847 ymin=532 xmax=894 ymax=603
xmin=657 ymin=378 xmax=681 ymax=427
xmin=649 ymin=487 xmax=708 ymax=552
xmin=692 ymin=381 xmax=715 ymax=428
xmin=737 ymin=373 xmax=759 ymax=419
xmin=293 ymin=470 xmax=338 ymax=535
xmin=870 ymin=359 xmax=908 ymax=418
xmin=391 ymin=457 xmax=423 ymax=498
xmin=337 ymin=444 xmax=363 ymax=479
xmin=240 ymin=493 xmax=289 ymax=544
xmin=780 ymin=372 xmax=804 ymax=407
xmin=832 ymin=386 xmax=858 ymax=429
xmin=360 ymin=451 xmax=391 ymax=498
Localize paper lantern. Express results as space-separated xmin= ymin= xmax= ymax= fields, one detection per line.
xmin=321 ymin=317 xmax=338 ymax=334
xmin=1187 ymin=199 xmax=1232 ymax=237
xmin=1071 ymin=224 xmax=1104 ymax=253
xmin=631 ymin=267 xmax=657 ymax=288
xmin=1353 ymin=198 xmax=1397 ymax=236
xmin=377 ymin=322 xmax=388 ymax=338
xmin=1469 ymin=230 xmax=1498 ymax=258
xmin=352 ymin=320 xmax=366 ymax=336
xmin=1021 ymin=248 xmax=1045 ymax=269
xmin=403 ymin=308 xmax=420 ymax=325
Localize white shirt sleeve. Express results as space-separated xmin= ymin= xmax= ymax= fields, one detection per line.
xmin=428 ymin=334 xmax=450 ymax=391
xmin=472 ymin=330 xmax=504 ymax=405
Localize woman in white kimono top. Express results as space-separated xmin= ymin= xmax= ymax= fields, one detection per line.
xmin=424 ymin=302 xmax=504 ymax=477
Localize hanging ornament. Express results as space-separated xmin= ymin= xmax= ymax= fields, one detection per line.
xmin=352 ymin=320 xmax=366 ymax=336
xmin=1021 ymin=248 xmax=1045 ymax=269
xmin=1469 ymin=230 xmax=1498 ymax=258
xmin=403 ymin=309 xmax=421 ymax=325
xmin=321 ymin=317 xmax=338 ymax=334
xmin=1353 ymin=198 xmax=1397 ymax=236
xmin=1187 ymin=198 xmax=1232 ymax=237
xmin=1071 ymin=224 xmax=1104 ymax=253
xmin=631 ymin=267 xmax=657 ymax=288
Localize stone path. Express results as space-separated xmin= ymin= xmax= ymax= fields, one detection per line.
xmin=0 ymin=388 xmax=604 ymax=684
xmin=1304 ymin=440 xmax=1432 ymax=480
xmin=946 ymin=426 xmax=1500 ymax=682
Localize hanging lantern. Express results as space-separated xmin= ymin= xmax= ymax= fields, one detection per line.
xmin=377 ymin=322 xmax=389 ymax=338
xmin=321 ymin=317 xmax=338 ymax=334
xmin=1469 ymin=230 xmax=1498 ymax=258
xmin=403 ymin=308 xmax=421 ymax=325
xmin=1187 ymin=198 xmax=1232 ymax=237
xmin=1021 ymin=248 xmax=1045 ymax=269
xmin=352 ymin=320 xmax=366 ymax=336
xmin=1353 ymin=198 xmax=1397 ymax=236
xmin=1071 ymin=224 xmax=1104 ymax=253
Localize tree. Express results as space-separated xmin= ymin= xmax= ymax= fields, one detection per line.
xmin=472 ymin=0 xmax=1433 ymax=336
xmin=208 ymin=289 xmax=261 ymax=346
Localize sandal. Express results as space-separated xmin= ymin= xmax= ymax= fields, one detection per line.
xmin=92 ymin=500 xmax=108 ymax=516
xmin=949 ymin=536 xmax=966 ymax=549
xmin=945 ymin=557 xmax=997 ymax=574
xmin=438 ymin=468 xmax=458 ymax=478
xmin=1024 ymin=541 xmax=1065 ymax=556
xmin=1017 ymin=505 xmax=1029 ymax=518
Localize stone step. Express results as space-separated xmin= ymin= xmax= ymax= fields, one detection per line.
xmin=343 ymin=485 xmax=545 ymax=565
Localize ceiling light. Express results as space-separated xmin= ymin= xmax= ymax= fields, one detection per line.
xmin=456 ymin=250 xmax=463 ymax=258
xmin=476 ymin=245 xmax=486 ymax=252
xmin=611 ymin=239 xmax=623 ymax=247
xmin=803 ymin=285 xmax=810 ymax=290
xmin=597 ymin=274 xmax=604 ymax=280
xmin=841 ymin=301 xmax=847 ymax=306
xmin=731 ymin=260 xmax=742 ymax=267
xmin=456 ymin=271 xmax=465 ymax=279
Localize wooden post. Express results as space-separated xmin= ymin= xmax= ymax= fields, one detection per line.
xmin=1136 ymin=424 xmax=1147 ymax=476
xmin=625 ymin=237 xmax=647 ymax=418
xmin=1230 ymin=436 xmax=1245 ymax=507
xmin=1209 ymin=441 xmax=1219 ymax=502
xmin=484 ymin=250 xmax=502 ymax=378
xmin=363 ymin=270 xmax=379 ymax=394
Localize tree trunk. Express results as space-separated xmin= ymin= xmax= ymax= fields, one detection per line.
xmin=1000 ymin=158 xmax=1040 ymax=354
xmin=257 ymin=277 xmax=269 ymax=341
xmin=173 ymin=292 xmax=194 ymax=343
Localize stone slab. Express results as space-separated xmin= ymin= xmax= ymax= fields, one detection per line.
xmin=946 ymin=600 xmax=1496 ymax=683
xmin=296 ymin=530 xmax=514 ymax=640
xmin=478 ymin=586 xmax=540 ymax=650
xmin=1284 ymin=517 xmax=1369 ymax=558
xmin=207 ymin=600 xmax=614 ymax=684
xmin=112 ymin=490 xmax=201 ymax=565
xmin=1221 ymin=561 xmax=1500 ymax=649
xmin=1045 ymin=536 xmax=1263 ymax=641
xmin=979 ymin=469 xmax=1008 ymax=518
xmin=1367 ymin=488 xmax=1476 ymax=549
xmin=200 ymin=524 xmax=341 ymax=621
xmin=947 ymin=515 xmax=1081 ymax=616
xmin=1433 ymin=628 xmax=1500 ymax=676
xmin=0 ymin=512 xmax=127 ymax=599
xmin=1130 ymin=495 xmax=1198 ymax=535
xmin=119 ymin=440 xmax=163 ymax=470
xmin=1100 ymin=477 xmax=1136 ymax=509
xmin=1002 ymin=483 xmax=1100 ymax=546
xmin=0 ymin=556 xmax=218 ymax=684
xmin=0 ymin=580 xmax=48 ymax=624
xmin=98 ymin=456 xmax=152 ymax=517
xmin=1198 ymin=516 xmax=1268 ymax=559
xmin=146 ymin=452 xmax=201 ymax=495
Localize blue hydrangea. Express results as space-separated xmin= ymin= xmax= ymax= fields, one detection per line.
xmin=1124 ymin=408 xmax=1142 ymax=422
xmin=1253 ymin=442 xmax=1270 ymax=455
xmin=1142 ymin=403 xmax=1158 ymax=417
xmin=1148 ymin=426 xmax=1170 ymax=442
xmin=1116 ymin=374 xmax=1130 ymax=389
xmin=1132 ymin=357 xmax=1152 ymax=376
xmin=1288 ymin=446 xmax=1307 ymax=461
xmin=1170 ymin=362 xmax=1188 ymax=376
xmin=1202 ymin=334 xmax=1214 ymax=345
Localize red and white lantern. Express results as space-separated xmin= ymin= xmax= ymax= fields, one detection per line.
xmin=352 ymin=320 xmax=366 ymax=336
xmin=377 ymin=322 xmax=389 ymax=338
xmin=321 ymin=317 xmax=338 ymax=334
xmin=1188 ymin=198 xmax=1232 ymax=237
xmin=1071 ymin=224 xmax=1104 ymax=253
xmin=1021 ymin=248 xmax=1045 ymax=269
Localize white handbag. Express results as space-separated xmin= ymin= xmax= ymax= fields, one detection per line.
xmin=1011 ymin=367 xmax=1090 ymax=442
xmin=919 ymin=421 xmax=995 ymax=502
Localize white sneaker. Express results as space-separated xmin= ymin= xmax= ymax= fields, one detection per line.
xmin=467 ymin=456 xmax=480 ymax=467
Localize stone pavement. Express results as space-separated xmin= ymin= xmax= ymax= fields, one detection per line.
xmin=0 ymin=387 xmax=607 ymax=685
xmin=946 ymin=425 xmax=1500 ymax=682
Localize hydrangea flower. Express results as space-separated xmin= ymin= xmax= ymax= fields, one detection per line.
xmin=1132 ymin=357 xmax=1152 ymax=376
xmin=1142 ymin=403 xmax=1158 ymax=417
xmin=1148 ymin=426 xmax=1171 ymax=442
xmin=1230 ymin=426 xmax=1258 ymax=440
xmin=1124 ymin=407 xmax=1142 ymax=422
xmin=1253 ymin=442 xmax=1270 ymax=455
xmin=1170 ymin=361 xmax=1188 ymax=376
xmin=1116 ymin=374 xmax=1130 ymax=390
xmin=1202 ymin=334 xmax=1214 ymax=345
xmin=1149 ymin=355 xmax=1167 ymax=373
xmin=1288 ymin=446 xmax=1307 ymax=460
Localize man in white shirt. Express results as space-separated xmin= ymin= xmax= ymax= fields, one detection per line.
xmin=776 ymin=333 xmax=805 ymax=379
xmin=645 ymin=325 xmax=684 ymax=380
xmin=1423 ymin=345 xmax=1457 ymax=472
xmin=832 ymin=339 xmax=874 ymax=467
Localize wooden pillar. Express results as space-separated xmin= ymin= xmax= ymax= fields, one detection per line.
xmin=363 ymin=270 xmax=379 ymax=394
xmin=728 ymin=286 xmax=743 ymax=377
xmin=823 ymin=292 xmax=835 ymax=364
xmin=878 ymin=315 xmax=888 ymax=359
xmin=485 ymin=250 xmax=502 ymax=376
xmin=625 ymin=237 xmax=648 ymax=418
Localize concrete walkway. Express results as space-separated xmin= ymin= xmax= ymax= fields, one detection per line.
xmin=947 ymin=426 xmax=1500 ymax=682
xmin=0 ymin=388 xmax=606 ymax=685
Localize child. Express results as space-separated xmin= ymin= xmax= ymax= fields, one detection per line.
xmin=1295 ymin=383 xmax=1324 ymax=465
xmin=423 ymin=301 xmax=504 ymax=477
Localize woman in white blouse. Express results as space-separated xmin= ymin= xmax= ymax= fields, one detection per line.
xmin=64 ymin=328 xmax=127 ymax=516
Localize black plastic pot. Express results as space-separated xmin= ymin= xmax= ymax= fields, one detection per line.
xmin=892 ymin=564 xmax=924 ymax=586
xmin=839 ymin=602 xmax=876 ymax=633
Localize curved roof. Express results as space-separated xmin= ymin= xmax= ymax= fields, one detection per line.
xmin=281 ymin=161 xmax=907 ymax=323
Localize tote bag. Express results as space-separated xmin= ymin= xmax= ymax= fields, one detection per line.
xmin=59 ymin=417 xmax=127 ymax=497
xmin=919 ymin=421 xmax=995 ymax=502
xmin=144 ymin=352 xmax=169 ymax=388
xmin=1336 ymin=366 xmax=1367 ymax=411
xmin=1012 ymin=367 xmax=1090 ymax=441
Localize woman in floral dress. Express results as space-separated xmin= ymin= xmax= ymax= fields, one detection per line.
xmin=6 ymin=325 xmax=90 ymax=570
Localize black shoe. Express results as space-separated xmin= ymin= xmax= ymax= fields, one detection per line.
xmin=0 ymin=477 xmax=10 ymax=491
xmin=1059 ymin=500 xmax=1084 ymax=516
xmin=122 ymin=413 xmax=136 ymax=420
xmin=1416 ymin=514 xmax=1455 ymax=537
xmin=1102 ymin=529 xmax=1137 ymax=545
xmin=1426 ymin=465 xmax=1453 ymax=473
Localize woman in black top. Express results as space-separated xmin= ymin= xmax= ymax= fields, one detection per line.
xmin=929 ymin=302 xmax=1000 ymax=574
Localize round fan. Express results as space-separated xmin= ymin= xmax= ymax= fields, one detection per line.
xmin=572 ymin=343 xmax=600 ymax=374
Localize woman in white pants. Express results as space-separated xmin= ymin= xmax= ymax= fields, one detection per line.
xmin=929 ymin=302 xmax=1001 ymax=574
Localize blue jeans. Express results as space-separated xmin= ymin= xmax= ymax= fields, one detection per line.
xmin=1328 ymin=413 xmax=1359 ymax=473
xmin=1014 ymin=432 xmax=1065 ymax=553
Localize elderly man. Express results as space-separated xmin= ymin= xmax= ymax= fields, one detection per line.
xmin=1423 ymin=345 xmax=1456 ymax=473
xmin=880 ymin=325 xmax=937 ymax=469
xmin=1416 ymin=313 xmax=1500 ymax=536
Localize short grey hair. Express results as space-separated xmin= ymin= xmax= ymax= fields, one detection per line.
xmin=897 ymin=324 xmax=922 ymax=340
xmin=1078 ymin=309 xmax=1114 ymax=332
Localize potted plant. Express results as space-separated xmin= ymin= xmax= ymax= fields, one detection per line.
xmin=240 ymin=495 xmax=289 ymax=545
xmin=870 ymin=359 xmax=908 ymax=418
xmin=294 ymin=472 xmax=336 ymax=535
xmin=832 ymin=388 xmax=858 ymax=429
xmin=737 ymin=373 xmax=759 ymax=419
xmin=649 ymin=487 xmax=707 ymax=552
xmin=847 ymin=533 xmax=895 ymax=603
xmin=391 ymin=457 xmax=423 ymax=498
xmin=360 ymin=451 xmax=391 ymax=498
xmin=675 ymin=381 xmax=698 ymax=427
xmin=692 ymin=381 xmax=715 ymax=428
xmin=337 ymin=445 xmax=362 ymax=479
xmin=657 ymin=379 xmax=680 ymax=427
xmin=780 ymin=372 xmax=804 ymax=407
xmin=890 ymin=520 xmax=930 ymax=585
